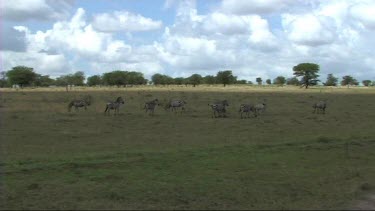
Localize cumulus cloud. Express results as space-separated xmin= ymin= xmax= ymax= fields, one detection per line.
xmin=0 ymin=0 xmax=74 ymax=21
xmin=92 ymin=11 xmax=162 ymax=32
xmin=282 ymin=14 xmax=337 ymax=46
xmin=3 ymin=51 xmax=71 ymax=77
xmin=2 ymin=0 xmax=375 ymax=81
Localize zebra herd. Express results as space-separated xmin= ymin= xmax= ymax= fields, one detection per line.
xmin=67 ymin=96 xmax=327 ymax=118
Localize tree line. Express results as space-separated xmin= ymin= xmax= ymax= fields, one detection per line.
xmin=1 ymin=64 xmax=374 ymax=89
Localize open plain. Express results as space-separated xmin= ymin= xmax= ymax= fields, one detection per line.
xmin=1 ymin=85 xmax=375 ymax=209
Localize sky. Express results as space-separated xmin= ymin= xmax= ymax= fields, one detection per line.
xmin=1 ymin=0 xmax=375 ymax=82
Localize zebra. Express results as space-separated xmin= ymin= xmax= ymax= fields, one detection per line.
xmin=238 ymin=103 xmax=256 ymax=118
xmin=104 ymin=97 xmax=125 ymax=115
xmin=144 ymin=99 xmax=160 ymax=116
xmin=254 ymin=99 xmax=267 ymax=116
xmin=164 ymin=100 xmax=187 ymax=114
xmin=208 ymin=100 xmax=229 ymax=118
xmin=313 ymin=100 xmax=327 ymax=114
xmin=68 ymin=96 xmax=92 ymax=112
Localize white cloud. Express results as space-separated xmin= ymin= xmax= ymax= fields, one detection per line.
xmin=282 ymin=14 xmax=337 ymax=46
xmin=3 ymin=51 xmax=71 ymax=77
xmin=220 ymin=0 xmax=295 ymax=15
xmin=0 ymin=0 xmax=73 ymax=21
xmin=349 ymin=2 xmax=375 ymax=30
xmin=3 ymin=0 xmax=375 ymax=82
xmin=92 ymin=11 xmax=162 ymax=32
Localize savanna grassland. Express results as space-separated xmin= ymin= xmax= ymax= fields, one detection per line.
xmin=1 ymin=85 xmax=375 ymax=210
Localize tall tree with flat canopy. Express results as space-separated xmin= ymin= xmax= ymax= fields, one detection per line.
xmin=216 ymin=70 xmax=236 ymax=87
xmin=293 ymin=63 xmax=320 ymax=89
xmin=6 ymin=66 xmax=37 ymax=88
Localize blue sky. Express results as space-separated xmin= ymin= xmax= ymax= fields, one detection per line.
xmin=1 ymin=0 xmax=375 ymax=83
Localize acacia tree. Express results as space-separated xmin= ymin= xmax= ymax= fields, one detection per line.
xmin=173 ymin=77 xmax=185 ymax=85
xmin=188 ymin=74 xmax=202 ymax=87
xmin=273 ymin=76 xmax=286 ymax=86
xmin=216 ymin=70 xmax=236 ymax=87
xmin=6 ymin=66 xmax=37 ymax=88
xmin=324 ymin=73 xmax=338 ymax=86
xmin=293 ymin=63 xmax=320 ymax=89
xmin=266 ymin=79 xmax=271 ymax=85
xmin=286 ymin=77 xmax=300 ymax=86
xmin=256 ymin=77 xmax=262 ymax=85
xmin=0 ymin=71 xmax=9 ymax=87
xmin=87 ymin=75 xmax=102 ymax=86
xmin=362 ymin=80 xmax=372 ymax=87
xmin=341 ymin=75 xmax=358 ymax=88
xmin=34 ymin=74 xmax=55 ymax=87
xmin=203 ymin=75 xmax=216 ymax=84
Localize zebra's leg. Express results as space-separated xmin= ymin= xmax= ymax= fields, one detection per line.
xmin=104 ymin=106 xmax=108 ymax=115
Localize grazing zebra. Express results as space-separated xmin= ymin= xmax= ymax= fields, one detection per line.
xmin=104 ymin=97 xmax=125 ymax=115
xmin=313 ymin=100 xmax=327 ymax=114
xmin=238 ymin=103 xmax=256 ymax=118
xmin=144 ymin=99 xmax=160 ymax=116
xmin=254 ymin=99 xmax=267 ymax=116
xmin=165 ymin=100 xmax=187 ymax=114
xmin=208 ymin=100 xmax=229 ymax=118
xmin=68 ymin=96 xmax=91 ymax=112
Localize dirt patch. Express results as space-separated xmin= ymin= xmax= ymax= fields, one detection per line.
xmin=350 ymin=194 xmax=375 ymax=210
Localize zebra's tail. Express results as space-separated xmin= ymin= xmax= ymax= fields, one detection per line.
xmin=68 ymin=101 xmax=74 ymax=112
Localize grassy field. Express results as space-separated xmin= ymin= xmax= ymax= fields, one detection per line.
xmin=1 ymin=85 xmax=375 ymax=209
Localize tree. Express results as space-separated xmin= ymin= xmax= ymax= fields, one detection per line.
xmin=0 ymin=71 xmax=9 ymax=87
xmin=324 ymin=73 xmax=338 ymax=86
xmin=174 ymin=77 xmax=185 ymax=85
xmin=362 ymin=80 xmax=372 ymax=87
xmin=236 ymin=79 xmax=247 ymax=84
xmin=187 ymin=74 xmax=202 ymax=87
xmin=216 ymin=70 xmax=236 ymax=87
xmin=6 ymin=66 xmax=37 ymax=87
xmin=273 ymin=76 xmax=286 ymax=86
xmin=102 ymin=70 xmax=128 ymax=87
xmin=87 ymin=75 xmax=102 ymax=86
xmin=69 ymin=71 xmax=85 ymax=86
xmin=341 ymin=75 xmax=358 ymax=87
xmin=286 ymin=77 xmax=300 ymax=86
xmin=293 ymin=63 xmax=320 ymax=88
xmin=266 ymin=79 xmax=271 ymax=85
xmin=34 ymin=74 xmax=55 ymax=87
xmin=203 ymin=75 xmax=216 ymax=84
xmin=256 ymin=77 xmax=262 ymax=85
xmin=126 ymin=71 xmax=147 ymax=85
xmin=151 ymin=73 xmax=172 ymax=85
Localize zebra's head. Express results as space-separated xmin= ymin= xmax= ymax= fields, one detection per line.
xmin=222 ymin=100 xmax=229 ymax=106
xmin=116 ymin=97 xmax=125 ymax=104
xmin=85 ymin=95 xmax=92 ymax=105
